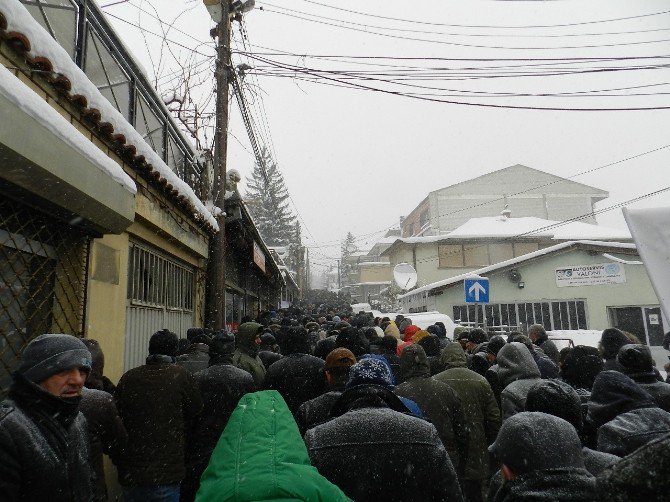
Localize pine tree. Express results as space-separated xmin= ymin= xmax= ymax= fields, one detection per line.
xmin=245 ymin=148 xmax=296 ymax=247
xmin=340 ymin=232 xmax=358 ymax=287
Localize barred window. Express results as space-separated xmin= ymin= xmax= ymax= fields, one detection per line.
xmin=127 ymin=244 xmax=193 ymax=311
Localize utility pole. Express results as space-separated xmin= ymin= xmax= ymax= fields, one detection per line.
xmin=207 ymin=0 xmax=231 ymax=330
xmin=337 ymin=259 xmax=341 ymax=290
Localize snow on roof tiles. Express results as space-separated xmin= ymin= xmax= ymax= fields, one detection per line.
xmin=0 ymin=1 xmax=217 ymax=232
xmin=0 ymin=63 xmax=136 ymax=194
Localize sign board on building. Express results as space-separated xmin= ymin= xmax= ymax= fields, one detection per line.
xmin=253 ymin=241 xmax=266 ymax=273
xmin=555 ymin=262 xmax=626 ymax=288
xmin=464 ymin=277 xmax=490 ymax=304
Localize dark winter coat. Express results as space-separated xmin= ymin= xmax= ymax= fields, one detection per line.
xmin=380 ymin=351 xmax=401 ymax=383
xmin=181 ymin=362 xmax=255 ymax=501
xmin=177 ymin=342 xmax=210 ymax=374
xmin=264 ymin=353 xmax=326 ymax=416
xmin=297 ymin=390 xmax=342 ymax=435
xmin=434 ymin=343 xmax=501 ymax=481
xmin=114 ymin=357 xmax=203 ymax=486
xmin=495 ymin=342 xmax=542 ymax=420
xmin=80 ymin=387 xmax=127 ymax=501
xmin=258 ymin=349 xmax=283 ymax=369
xmin=0 ymin=374 xmax=93 ymax=501
xmin=395 ymin=344 xmax=469 ymax=473
xmin=596 ymin=432 xmax=670 ymax=502
xmin=533 ymin=335 xmax=559 ymax=364
xmin=532 ymin=351 xmax=560 ymax=379
xmin=305 ymin=384 xmax=464 ymax=502
xmin=597 ymin=406 xmax=670 ymax=457
xmin=583 ymin=370 xmax=657 ymax=449
xmin=493 ymin=468 xmax=596 ymax=501
xmin=233 ymin=323 xmax=266 ymax=387
xmin=581 ymin=447 xmax=619 ymax=477
xmin=617 ymin=344 xmax=670 ymax=412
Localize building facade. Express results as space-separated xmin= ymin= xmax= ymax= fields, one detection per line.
xmin=0 ymin=0 xmax=283 ymax=392
xmin=399 ymin=241 xmax=665 ymax=347
xmin=401 ymin=164 xmax=609 ymax=237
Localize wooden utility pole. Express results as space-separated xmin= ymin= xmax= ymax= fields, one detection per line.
xmin=208 ymin=1 xmax=231 ymax=330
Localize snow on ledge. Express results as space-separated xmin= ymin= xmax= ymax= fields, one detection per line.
xmin=0 ymin=63 xmax=136 ymax=194
xmin=1 ymin=1 xmax=218 ymax=230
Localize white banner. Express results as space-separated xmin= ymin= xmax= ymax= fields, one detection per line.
xmin=555 ymin=262 xmax=626 ymax=287
xmin=624 ymin=206 xmax=670 ymax=327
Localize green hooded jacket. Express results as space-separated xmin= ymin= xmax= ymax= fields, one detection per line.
xmin=195 ymin=390 xmax=350 ymax=502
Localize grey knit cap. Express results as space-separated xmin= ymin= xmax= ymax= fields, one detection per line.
xmin=18 ymin=334 xmax=92 ymax=383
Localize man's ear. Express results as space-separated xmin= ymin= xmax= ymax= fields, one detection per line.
xmin=501 ymin=464 xmax=516 ymax=481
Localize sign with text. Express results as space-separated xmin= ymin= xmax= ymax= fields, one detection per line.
xmin=252 ymin=241 xmax=266 ymax=273
xmin=464 ymin=277 xmax=490 ymax=304
xmin=555 ymin=262 xmax=626 ymax=288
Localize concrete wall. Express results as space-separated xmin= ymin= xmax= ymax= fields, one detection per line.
xmin=409 ymin=248 xmax=659 ymax=334
xmin=359 ymin=264 xmax=392 ymax=283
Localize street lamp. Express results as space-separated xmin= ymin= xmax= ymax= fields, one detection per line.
xmin=203 ymin=0 xmax=255 ymax=22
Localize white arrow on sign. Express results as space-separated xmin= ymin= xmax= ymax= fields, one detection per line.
xmin=468 ymin=281 xmax=487 ymax=302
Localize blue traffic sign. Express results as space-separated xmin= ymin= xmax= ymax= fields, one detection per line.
xmin=464 ymin=278 xmax=490 ymax=304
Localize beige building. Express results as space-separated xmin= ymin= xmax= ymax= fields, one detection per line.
xmin=401 ymin=164 xmax=609 ymax=237
xmin=0 ymin=1 xmax=284 ymax=394
xmin=399 ymin=241 xmax=665 ymax=347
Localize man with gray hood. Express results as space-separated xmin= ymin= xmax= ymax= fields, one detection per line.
xmin=489 ymin=412 xmax=597 ymax=501
xmin=493 ymin=342 xmax=542 ymax=420
xmin=0 ymin=334 xmax=94 ymax=501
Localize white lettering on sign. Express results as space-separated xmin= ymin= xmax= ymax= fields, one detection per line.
xmin=555 ymin=262 xmax=626 ymax=288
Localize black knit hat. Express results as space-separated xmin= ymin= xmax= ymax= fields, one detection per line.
xmin=149 ymin=329 xmax=179 ymax=357
xmin=617 ymin=344 xmax=654 ymax=375
xmin=487 ymin=335 xmax=506 ymax=356
xmin=209 ymin=331 xmax=236 ymax=357
xmin=526 ymin=379 xmax=583 ymax=431
xmin=18 ymin=334 xmax=92 ymax=383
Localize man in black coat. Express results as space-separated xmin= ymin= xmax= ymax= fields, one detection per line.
xmin=80 ymin=386 xmax=128 ymax=501
xmin=264 ymin=326 xmax=326 ymax=416
xmin=616 ymin=343 xmax=670 ymax=412
xmin=0 ymin=334 xmax=94 ymax=501
xmin=489 ymin=412 xmax=597 ymax=501
xmin=181 ymin=332 xmax=254 ymax=502
xmin=115 ymin=329 xmax=203 ymax=499
xmin=305 ymin=358 xmax=464 ymax=502
xmin=297 ymin=347 xmax=356 ymax=434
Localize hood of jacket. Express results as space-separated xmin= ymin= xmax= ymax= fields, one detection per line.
xmin=439 ymin=342 xmax=468 ymax=369
xmin=384 ymin=322 xmax=401 ymax=340
xmin=496 ymin=342 xmax=541 ymax=389
xmin=236 ymin=322 xmax=262 ymax=356
xmin=196 ymin=390 xmax=350 ymax=501
xmin=399 ymin=344 xmax=430 ymax=381
xmin=597 ymin=407 xmax=670 ymax=457
xmin=586 ymin=370 xmax=657 ymax=429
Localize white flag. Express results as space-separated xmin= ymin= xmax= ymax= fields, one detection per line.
xmin=623 ymin=206 xmax=670 ymax=326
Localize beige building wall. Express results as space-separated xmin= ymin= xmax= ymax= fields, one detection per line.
xmin=359 ymin=264 xmax=392 ymax=283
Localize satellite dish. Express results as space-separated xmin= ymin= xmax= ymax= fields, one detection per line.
xmin=393 ymin=262 xmax=418 ymax=290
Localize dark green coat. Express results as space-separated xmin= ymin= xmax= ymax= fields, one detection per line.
xmin=434 ymin=343 xmax=501 ymax=481
xmin=196 ymin=390 xmax=349 ymax=501
xmin=395 ymin=344 xmax=469 ymax=473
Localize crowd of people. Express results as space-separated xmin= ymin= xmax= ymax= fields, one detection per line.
xmin=1 ymin=305 xmax=670 ymax=501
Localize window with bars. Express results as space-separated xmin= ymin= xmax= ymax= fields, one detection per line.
xmin=127 ymin=244 xmax=194 ymax=312
xmin=453 ymin=300 xmax=587 ymax=331
xmin=0 ymin=197 xmax=89 ymax=396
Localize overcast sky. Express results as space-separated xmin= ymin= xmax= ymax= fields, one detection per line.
xmin=102 ymin=0 xmax=670 ymax=283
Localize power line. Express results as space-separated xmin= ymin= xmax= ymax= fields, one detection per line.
xmin=261 ymin=8 xmax=670 ymax=51
xmin=298 ymin=1 xmax=670 ymax=30
xmin=245 ymin=53 xmax=670 ymax=111
xmin=301 ymin=142 xmax=670 ymax=247
xmin=262 ymin=2 xmax=670 ymax=39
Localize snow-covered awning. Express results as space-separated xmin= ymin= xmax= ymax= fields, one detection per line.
xmin=0 ymin=1 xmax=217 ymax=233
xmin=0 ymin=63 xmax=135 ymax=234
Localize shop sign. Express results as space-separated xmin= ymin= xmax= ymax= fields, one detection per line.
xmin=253 ymin=241 xmax=266 ymax=273
xmin=555 ymin=262 xmax=626 ymax=287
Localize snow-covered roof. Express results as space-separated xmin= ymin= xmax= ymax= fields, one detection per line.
xmin=382 ymin=216 xmax=631 ymax=255
xmin=399 ymin=240 xmax=637 ymax=299
xmin=448 ymin=216 xmax=631 ymax=240
xmin=0 ymin=1 xmax=217 ymax=231
xmin=357 ymin=261 xmax=391 ymax=267
xmin=0 ymin=63 xmax=135 ymax=194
